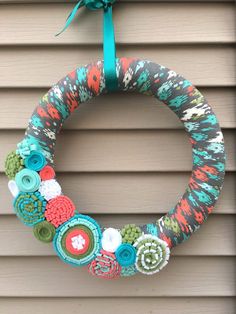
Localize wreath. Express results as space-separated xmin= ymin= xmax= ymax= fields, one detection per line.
xmin=4 ymin=1 xmax=226 ymax=280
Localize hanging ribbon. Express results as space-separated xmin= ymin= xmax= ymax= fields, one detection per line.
xmin=56 ymin=0 xmax=118 ymax=91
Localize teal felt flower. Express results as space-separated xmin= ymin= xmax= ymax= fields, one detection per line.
xmin=115 ymin=243 xmax=136 ymax=267
xmin=25 ymin=151 xmax=46 ymax=171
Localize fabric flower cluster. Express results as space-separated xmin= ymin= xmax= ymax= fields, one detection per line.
xmin=5 ymin=142 xmax=170 ymax=278
xmin=5 ymin=144 xmax=75 ymax=243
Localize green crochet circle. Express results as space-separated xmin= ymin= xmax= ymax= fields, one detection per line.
xmin=121 ymin=224 xmax=142 ymax=244
xmin=134 ymin=235 xmax=170 ymax=275
xmin=5 ymin=151 xmax=24 ymax=179
xmin=33 ymin=221 xmax=56 ymax=243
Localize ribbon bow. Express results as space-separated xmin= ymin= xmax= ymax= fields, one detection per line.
xmin=57 ymin=0 xmax=118 ymax=91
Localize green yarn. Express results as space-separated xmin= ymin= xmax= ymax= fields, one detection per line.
xmin=5 ymin=151 xmax=24 ymax=179
xmin=121 ymin=224 xmax=142 ymax=244
xmin=33 ymin=221 xmax=56 ymax=243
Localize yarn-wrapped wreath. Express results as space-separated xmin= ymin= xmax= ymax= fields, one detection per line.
xmin=5 ymin=58 xmax=226 ymax=279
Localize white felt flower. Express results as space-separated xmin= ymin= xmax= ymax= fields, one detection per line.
xmin=8 ymin=180 xmax=20 ymax=197
xmin=39 ymin=179 xmax=62 ymax=201
xmin=101 ymin=228 xmax=122 ymax=253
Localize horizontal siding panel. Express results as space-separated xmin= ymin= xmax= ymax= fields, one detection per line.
xmin=0 ymin=46 xmax=235 ymax=87
xmin=0 ymin=256 xmax=234 ymax=296
xmin=0 ymin=297 xmax=235 ymax=314
xmin=0 ymin=88 xmax=235 ymax=129
xmin=0 ymin=215 xmax=234 ymax=256
xmin=0 ymin=3 xmax=235 ymax=44
xmin=1 ymin=172 xmax=235 ymax=214
xmin=0 ymin=130 xmax=234 ymax=172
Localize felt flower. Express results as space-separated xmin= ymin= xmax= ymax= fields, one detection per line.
xmin=39 ymin=179 xmax=61 ymax=201
xmin=33 ymin=221 xmax=56 ymax=243
xmin=134 ymin=234 xmax=170 ymax=275
xmin=8 ymin=180 xmax=19 ymax=197
xmin=5 ymin=151 xmax=24 ymax=179
xmin=115 ymin=243 xmax=136 ymax=267
xmin=14 ymin=191 xmax=47 ymax=226
xmin=16 ymin=139 xmax=40 ymax=159
xmin=121 ymin=224 xmax=142 ymax=244
xmin=24 ymin=151 xmax=46 ymax=172
xmin=45 ymin=195 xmax=75 ymax=227
xmin=88 ymin=249 xmax=121 ymax=279
xmin=101 ymin=228 xmax=122 ymax=252
xmin=39 ymin=165 xmax=55 ymax=181
xmin=15 ymin=169 xmax=41 ymax=193
xmin=53 ymin=214 xmax=102 ymax=266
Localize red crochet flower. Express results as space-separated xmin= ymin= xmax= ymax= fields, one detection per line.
xmin=39 ymin=165 xmax=55 ymax=181
xmin=45 ymin=195 xmax=75 ymax=228
xmin=88 ymin=249 xmax=121 ymax=279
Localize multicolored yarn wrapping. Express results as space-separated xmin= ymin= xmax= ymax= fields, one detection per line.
xmin=53 ymin=215 xmax=102 ymax=266
xmin=88 ymin=249 xmax=121 ymax=279
xmin=45 ymin=195 xmax=75 ymax=227
xmin=5 ymin=58 xmax=226 ymax=279
xmin=33 ymin=221 xmax=56 ymax=243
xmin=5 ymin=151 xmax=24 ymax=179
xmin=14 ymin=191 xmax=47 ymax=226
xmin=134 ymin=234 xmax=170 ymax=275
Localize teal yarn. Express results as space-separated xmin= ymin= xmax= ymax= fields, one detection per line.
xmin=13 ymin=191 xmax=47 ymax=227
xmin=25 ymin=151 xmax=46 ymax=171
xmin=15 ymin=168 xmax=41 ymax=192
xmin=115 ymin=243 xmax=136 ymax=267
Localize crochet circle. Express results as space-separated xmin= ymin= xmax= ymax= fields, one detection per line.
xmin=5 ymin=58 xmax=226 ymax=279
xmin=53 ymin=214 xmax=102 ymax=266
xmin=14 ymin=191 xmax=47 ymax=226
xmin=134 ymin=234 xmax=170 ymax=275
xmin=88 ymin=249 xmax=122 ymax=279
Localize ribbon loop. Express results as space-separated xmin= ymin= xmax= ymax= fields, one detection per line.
xmin=57 ymin=0 xmax=118 ymax=91
xmin=85 ymin=0 xmax=115 ymax=10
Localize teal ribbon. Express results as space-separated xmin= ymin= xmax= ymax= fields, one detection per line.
xmin=57 ymin=0 xmax=118 ymax=91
